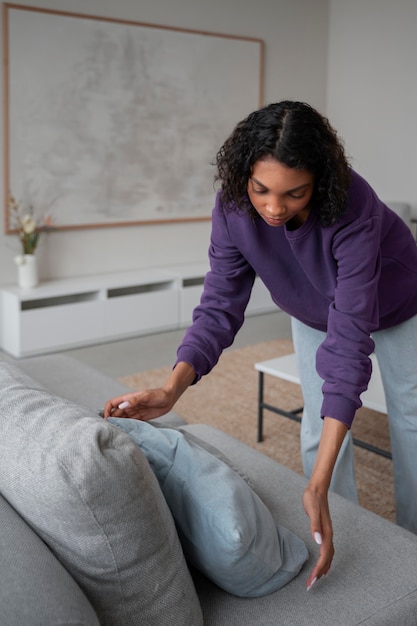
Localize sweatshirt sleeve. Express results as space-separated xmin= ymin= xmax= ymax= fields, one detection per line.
xmin=175 ymin=194 xmax=256 ymax=381
xmin=316 ymin=212 xmax=382 ymax=428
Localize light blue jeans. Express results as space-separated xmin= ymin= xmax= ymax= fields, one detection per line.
xmin=291 ymin=314 xmax=417 ymax=534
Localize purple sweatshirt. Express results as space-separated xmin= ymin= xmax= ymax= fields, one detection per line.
xmin=176 ymin=170 xmax=417 ymax=428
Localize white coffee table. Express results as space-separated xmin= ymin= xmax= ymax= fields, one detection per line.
xmin=254 ymin=353 xmax=391 ymax=459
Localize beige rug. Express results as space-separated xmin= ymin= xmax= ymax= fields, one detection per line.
xmin=120 ymin=338 xmax=396 ymax=524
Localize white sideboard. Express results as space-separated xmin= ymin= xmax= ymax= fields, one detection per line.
xmin=0 ymin=265 xmax=275 ymax=357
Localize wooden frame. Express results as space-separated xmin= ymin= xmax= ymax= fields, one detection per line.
xmin=3 ymin=3 xmax=264 ymax=231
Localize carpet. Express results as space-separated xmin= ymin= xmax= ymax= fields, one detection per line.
xmin=120 ymin=338 xmax=396 ymax=524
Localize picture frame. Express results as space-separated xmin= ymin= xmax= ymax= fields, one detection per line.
xmin=3 ymin=4 xmax=264 ymax=231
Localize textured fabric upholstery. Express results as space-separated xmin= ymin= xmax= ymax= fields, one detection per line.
xmin=181 ymin=424 xmax=417 ymax=626
xmin=0 ymin=495 xmax=100 ymax=626
xmin=3 ymin=354 xmax=417 ymax=625
xmin=15 ymin=352 xmax=184 ymax=426
xmin=0 ymin=362 xmax=203 ymax=626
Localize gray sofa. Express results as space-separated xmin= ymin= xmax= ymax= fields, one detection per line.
xmin=1 ymin=353 xmax=417 ymax=625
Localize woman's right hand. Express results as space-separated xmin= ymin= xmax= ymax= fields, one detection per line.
xmin=103 ymin=361 xmax=197 ymax=421
xmin=103 ymin=387 xmax=176 ymax=421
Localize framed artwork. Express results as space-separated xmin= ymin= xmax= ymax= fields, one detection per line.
xmin=3 ymin=4 xmax=264 ymax=230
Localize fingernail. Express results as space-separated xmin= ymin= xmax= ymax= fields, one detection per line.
xmin=118 ymin=401 xmax=130 ymax=409
xmin=307 ymin=576 xmax=317 ymax=591
xmin=314 ymin=532 xmax=322 ymax=545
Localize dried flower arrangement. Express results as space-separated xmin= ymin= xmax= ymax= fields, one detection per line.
xmin=9 ymin=195 xmax=55 ymax=258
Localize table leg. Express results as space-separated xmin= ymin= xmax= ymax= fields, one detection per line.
xmin=257 ymin=371 xmax=264 ymax=443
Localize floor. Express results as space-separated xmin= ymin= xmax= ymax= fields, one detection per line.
xmin=0 ymin=310 xmax=292 ymax=379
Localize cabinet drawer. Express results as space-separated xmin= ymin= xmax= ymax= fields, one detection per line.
xmin=19 ymin=301 xmax=105 ymax=355
xmin=106 ymin=289 xmax=179 ymax=336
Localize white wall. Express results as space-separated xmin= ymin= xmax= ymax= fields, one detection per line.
xmin=0 ymin=0 xmax=329 ymax=284
xmin=327 ymin=0 xmax=417 ymax=218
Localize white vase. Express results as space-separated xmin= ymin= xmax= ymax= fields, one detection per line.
xmin=16 ymin=254 xmax=39 ymax=289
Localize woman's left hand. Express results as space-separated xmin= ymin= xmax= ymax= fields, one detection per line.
xmin=302 ymin=416 xmax=348 ymax=590
xmin=302 ymin=483 xmax=335 ymax=590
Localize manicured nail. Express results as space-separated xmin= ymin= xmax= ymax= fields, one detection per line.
xmin=118 ymin=401 xmax=130 ymax=409
xmin=314 ymin=532 xmax=322 ymax=545
xmin=307 ymin=576 xmax=317 ymax=591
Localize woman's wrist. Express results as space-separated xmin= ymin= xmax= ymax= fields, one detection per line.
xmin=306 ymin=477 xmax=330 ymax=497
xmin=309 ymin=416 xmax=349 ymax=493
xmin=163 ymin=361 xmax=197 ymax=403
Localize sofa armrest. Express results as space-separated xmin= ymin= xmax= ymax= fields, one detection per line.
xmin=15 ymin=354 xmax=185 ymax=425
xmin=0 ymin=494 xmax=99 ymax=626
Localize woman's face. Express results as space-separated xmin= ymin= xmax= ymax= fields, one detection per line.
xmin=247 ymin=158 xmax=315 ymax=228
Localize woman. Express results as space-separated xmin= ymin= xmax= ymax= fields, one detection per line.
xmin=105 ymin=101 xmax=417 ymax=590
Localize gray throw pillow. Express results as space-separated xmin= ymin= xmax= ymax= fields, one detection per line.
xmin=110 ymin=418 xmax=309 ymax=597
xmin=0 ymin=362 xmax=203 ymax=626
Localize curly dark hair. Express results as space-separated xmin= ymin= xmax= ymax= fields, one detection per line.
xmin=214 ymin=101 xmax=351 ymax=226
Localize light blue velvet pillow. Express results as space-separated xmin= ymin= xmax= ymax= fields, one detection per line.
xmin=109 ymin=418 xmax=308 ymax=598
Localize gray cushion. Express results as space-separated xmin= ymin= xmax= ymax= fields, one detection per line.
xmin=0 ymin=362 xmax=203 ymax=626
xmin=109 ymin=418 xmax=308 ymax=597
